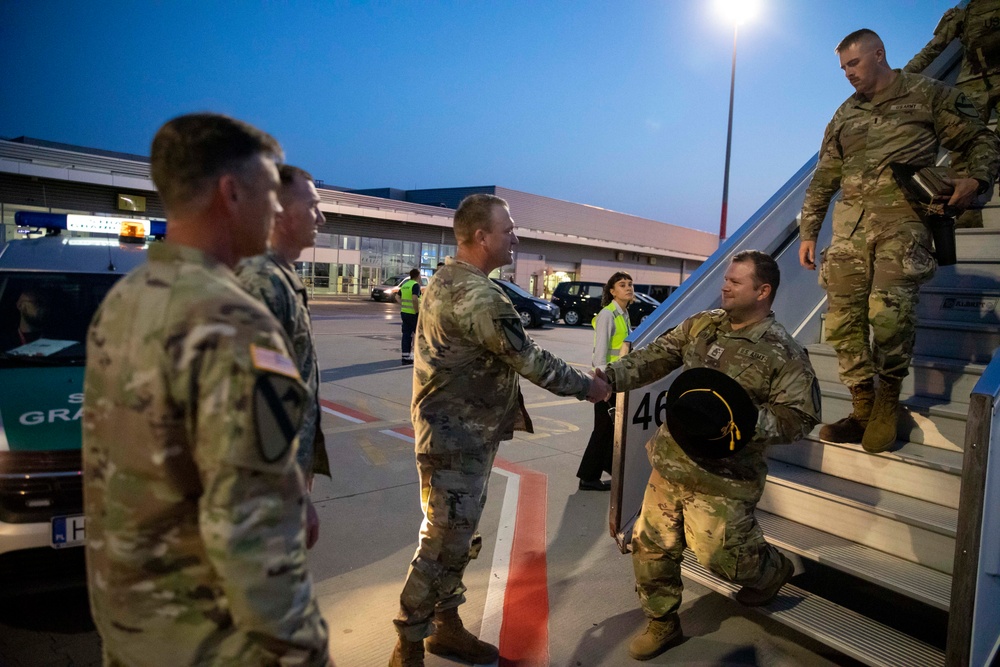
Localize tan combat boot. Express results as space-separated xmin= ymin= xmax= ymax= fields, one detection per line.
xmin=862 ymin=377 xmax=902 ymax=453
xmin=818 ymin=380 xmax=874 ymax=444
xmin=424 ymin=607 xmax=499 ymax=664
xmin=627 ymin=613 xmax=682 ymax=661
xmin=387 ymin=636 xmax=424 ymax=667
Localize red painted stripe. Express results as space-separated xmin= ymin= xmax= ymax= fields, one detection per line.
xmin=495 ymin=457 xmax=549 ymax=667
xmin=319 ymin=399 xmax=381 ymax=423
xmin=318 ymin=401 xmax=551 ymax=664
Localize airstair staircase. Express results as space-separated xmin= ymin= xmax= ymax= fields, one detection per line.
xmin=611 ymin=41 xmax=1000 ymax=667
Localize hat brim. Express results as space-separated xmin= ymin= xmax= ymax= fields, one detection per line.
xmin=665 ymin=367 xmax=758 ymax=460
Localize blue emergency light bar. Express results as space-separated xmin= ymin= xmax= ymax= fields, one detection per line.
xmin=14 ymin=211 xmax=166 ymax=238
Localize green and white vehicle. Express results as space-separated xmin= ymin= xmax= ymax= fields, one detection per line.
xmin=0 ymin=212 xmax=160 ymax=585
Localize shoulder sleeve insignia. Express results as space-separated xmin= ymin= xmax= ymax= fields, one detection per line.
xmin=500 ymin=316 xmax=527 ymax=353
xmin=254 ymin=375 xmax=306 ymax=463
xmin=250 ymin=344 xmax=300 ymax=379
xmin=955 ymin=93 xmax=980 ymax=118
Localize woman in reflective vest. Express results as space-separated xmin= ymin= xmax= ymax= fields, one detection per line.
xmin=577 ymin=271 xmax=634 ymax=490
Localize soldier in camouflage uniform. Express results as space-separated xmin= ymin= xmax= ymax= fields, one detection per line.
xmin=799 ymin=29 xmax=1000 ymax=453
xmin=906 ymin=1 xmax=1000 ymax=126
xmin=389 ymin=194 xmax=610 ymax=667
xmin=600 ymin=251 xmax=820 ymax=661
xmin=238 ymin=164 xmax=330 ymax=549
xmin=905 ymin=0 xmax=1000 ymax=227
xmin=83 ymin=114 xmax=331 ymax=667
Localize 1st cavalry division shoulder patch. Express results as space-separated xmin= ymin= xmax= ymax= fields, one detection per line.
xmin=254 ymin=374 xmax=306 ymax=463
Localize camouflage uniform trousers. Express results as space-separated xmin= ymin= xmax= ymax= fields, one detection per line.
xmin=394 ymin=448 xmax=494 ymax=641
xmin=820 ymin=220 xmax=937 ymax=387
xmin=631 ymin=468 xmax=785 ymax=619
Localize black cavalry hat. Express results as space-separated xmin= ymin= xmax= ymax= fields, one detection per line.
xmin=665 ymin=367 xmax=757 ymax=459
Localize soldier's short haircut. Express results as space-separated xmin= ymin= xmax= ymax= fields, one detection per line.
xmin=454 ymin=194 xmax=509 ymax=245
xmin=836 ymin=28 xmax=883 ymax=54
xmin=601 ymin=271 xmax=633 ymax=307
xmin=279 ymin=164 xmax=314 ymax=187
xmin=732 ymin=250 xmax=780 ymax=302
xmin=150 ymin=113 xmax=283 ymax=214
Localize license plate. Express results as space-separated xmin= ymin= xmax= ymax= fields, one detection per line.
xmin=51 ymin=514 xmax=86 ymax=548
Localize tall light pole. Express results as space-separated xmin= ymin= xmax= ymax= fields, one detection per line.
xmin=716 ymin=0 xmax=757 ymax=241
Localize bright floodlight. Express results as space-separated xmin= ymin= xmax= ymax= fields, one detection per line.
xmin=715 ymin=0 xmax=758 ymax=24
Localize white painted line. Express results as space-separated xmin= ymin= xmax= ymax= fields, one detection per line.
xmin=321 ymin=406 xmax=366 ymax=423
xmin=479 ymin=466 xmax=519 ymax=653
xmin=380 ymin=429 xmax=416 ymax=443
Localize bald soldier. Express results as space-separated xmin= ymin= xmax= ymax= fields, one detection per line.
xmin=799 ymin=29 xmax=1000 ymax=453
xmin=905 ymin=0 xmax=1000 ymax=228
xmin=238 ymin=164 xmax=330 ymax=549
xmin=83 ymin=114 xmax=331 ymax=666
xmin=388 ymin=194 xmax=610 ymax=667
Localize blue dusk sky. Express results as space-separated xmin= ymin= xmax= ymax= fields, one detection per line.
xmin=0 ymin=1 xmax=958 ymax=236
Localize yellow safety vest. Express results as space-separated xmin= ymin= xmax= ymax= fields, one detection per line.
xmin=593 ymin=303 xmax=629 ymax=363
xmin=400 ymin=279 xmax=418 ymax=314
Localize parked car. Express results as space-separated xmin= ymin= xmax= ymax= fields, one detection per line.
xmin=491 ymin=279 xmax=559 ymax=328
xmin=370 ymin=274 xmax=428 ymax=302
xmin=633 ymin=283 xmax=676 ymax=302
xmin=550 ymin=281 xmax=659 ymax=327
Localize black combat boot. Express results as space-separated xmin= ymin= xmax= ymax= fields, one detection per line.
xmin=862 ymin=376 xmax=902 ymax=453
xmin=818 ymin=380 xmax=874 ymax=444
xmin=424 ymin=607 xmax=499 ymax=664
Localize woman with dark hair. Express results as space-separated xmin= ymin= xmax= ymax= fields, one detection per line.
xmin=577 ymin=271 xmax=633 ymax=490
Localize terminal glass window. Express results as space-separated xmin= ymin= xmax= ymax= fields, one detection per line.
xmin=340 ymin=235 xmax=359 ymax=251
xmin=402 ymin=242 xmax=419 ymax=271
xmin=440 ymin=244 xmax=456 ymax=261
xmin=337 ymin=264 xmax=360 ymax=294
xmin=361 ymin=237 xmax=382 ymax=267
xmin=421 ymin=243 xmax=438 ymax=270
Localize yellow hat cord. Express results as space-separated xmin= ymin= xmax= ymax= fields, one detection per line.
xmin=678 ymin=388 xmax=740 ymax=451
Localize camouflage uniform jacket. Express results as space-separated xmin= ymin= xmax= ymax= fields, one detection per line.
xmin=83 ymin=243 xmax=329 ymax=667
xmin=905 ymin=1 xmax=1000 ymax=79
xmin=411 ymin=257 xmax=591 ymax=456
xmin=237 ymin=249 xmax=329 ymax=477
xmin=604 ymin=310 xmax=820 ymax=498
xmin=800 ymin=70 xmax=1000 ymax=242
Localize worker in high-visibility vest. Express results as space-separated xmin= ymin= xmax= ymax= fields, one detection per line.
xmin=396 ymin=268 xmax=422 ymax=365
xmin=577 ymin=271 xmax=633 ymax=490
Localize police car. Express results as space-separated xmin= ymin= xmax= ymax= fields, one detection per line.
xmin=0 ymin=212 xmax=159 ymax=580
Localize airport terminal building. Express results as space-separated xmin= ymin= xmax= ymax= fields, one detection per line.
xmin=0 ymin=137 xmax=717 ymax=298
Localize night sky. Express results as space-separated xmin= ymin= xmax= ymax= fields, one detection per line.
xmin=0 ymin=1 xmax=959 ymax=234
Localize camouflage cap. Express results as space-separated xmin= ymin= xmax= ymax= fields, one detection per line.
xmin=666 ymin=367 xmax=757 ymax=460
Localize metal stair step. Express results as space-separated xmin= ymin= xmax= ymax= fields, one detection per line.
xmin=955 ymin=228 xmax=1000 ymax=263
xmin=760 ymin=460 xmax=957 ymax=573
xmin=680 ymin=553 xmax=944 ymax=667
xmin=819 ymin=380 xmax=967 ymax=452
xmin=918 ymin=285 xmax=1000 ymax=325
xmin=807 ymin=343 xmax=985 ymax=404
xmin=768 ymin=435 xmax=962 ymax=509
xmin=912 ymin=318 xmax=1000 ymax=364
xmin=756 ymin=510 xmax=951 ymax=610
xmin=924 ymin=262 xmax=1000 ymax=291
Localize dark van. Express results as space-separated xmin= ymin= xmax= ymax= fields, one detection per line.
xmin=550 ymin=281 xmax=658 ymax=327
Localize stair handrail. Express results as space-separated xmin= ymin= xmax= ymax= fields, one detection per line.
xmin=948 ymin=350 xmax=1000 ymax=667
